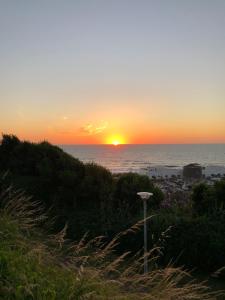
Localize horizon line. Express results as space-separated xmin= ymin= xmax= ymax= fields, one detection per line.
xmin=58 ymin=142 xmax=225 ymax=146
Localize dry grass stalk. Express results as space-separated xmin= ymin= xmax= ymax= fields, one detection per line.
xmin=0 ymin=184 xmax=223 ymax=299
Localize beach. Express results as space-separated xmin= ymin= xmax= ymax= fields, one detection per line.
xmin=61 ymin=144 xmax=225 ymax=177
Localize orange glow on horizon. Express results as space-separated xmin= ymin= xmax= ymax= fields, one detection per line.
xmin=4 ymin=121 xmax=225 ymax=145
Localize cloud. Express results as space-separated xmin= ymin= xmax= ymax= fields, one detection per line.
xmin=80 ymin=121 xmax=108 ymax=135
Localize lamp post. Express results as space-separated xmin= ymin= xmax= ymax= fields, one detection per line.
xmin=137 ymin=192 xmax=153 ymax=274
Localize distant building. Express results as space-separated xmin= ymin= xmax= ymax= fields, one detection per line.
xmin=183 ymin=163 xmax=202 ymax=182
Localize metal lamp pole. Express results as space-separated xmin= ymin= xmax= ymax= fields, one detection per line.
xmin=137 ymin=192 xmax=153 ymax=274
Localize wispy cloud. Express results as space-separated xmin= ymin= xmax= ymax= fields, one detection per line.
xmin=80 ymin=121 xmax=108 ymax=135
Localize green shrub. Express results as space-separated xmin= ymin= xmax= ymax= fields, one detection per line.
xmin=147 ymin=210 xmax=225 ymax=272
xmin=0 ymin=186 xmax=220 ymax=300
xmin=192 ymin=180 xmax=225 ymax=215
xmin=0 ymin=135 xmax=163 ymax=240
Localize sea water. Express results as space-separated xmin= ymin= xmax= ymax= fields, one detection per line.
xmin=60 ymin=144 xmax=225 ymax=174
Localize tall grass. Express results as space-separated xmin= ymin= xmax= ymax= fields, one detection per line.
xmin=0 ymin=185 xmax=223 ymax=299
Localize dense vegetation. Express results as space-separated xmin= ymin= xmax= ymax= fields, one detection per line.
xmin=150 ymin=181 xmax=225 ymax=272
xmin=0 ymin=134 xmax=225 ymax=275
xmin=0 ymin=134 xmax=163 ymax=239
xmin=0 ymin=185 xmax=220 ymax=299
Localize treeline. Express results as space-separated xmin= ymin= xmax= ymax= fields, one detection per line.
xmin=0 ymin=134 xmax=163 ymax=239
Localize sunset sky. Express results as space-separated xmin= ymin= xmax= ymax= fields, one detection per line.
xmin=1 ymin=0 xmax=225 ymax=144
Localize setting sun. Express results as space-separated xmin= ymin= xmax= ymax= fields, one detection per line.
xmin=106 ymin=135 xmax=126 ymax=145
xmin=112 ymin=140 xmax=120 ymax=146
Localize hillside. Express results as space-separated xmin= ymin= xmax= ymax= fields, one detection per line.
xmin=0 ymin=186 xmax=219 ymax=300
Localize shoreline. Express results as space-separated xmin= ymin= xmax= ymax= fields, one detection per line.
xmin=61 ymin=144 xmax=225 ymax=176
xmin=141 ymin=164 xmax=225 ymax=178
xmin=110 ymin=164 xmax=225 ymax=178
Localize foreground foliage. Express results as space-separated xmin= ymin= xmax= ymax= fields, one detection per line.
xmin=1 ymin=134 xmax=225 ymax=274
xmin=0 ymin=187 xmax=222 ymax=299
xmin=0 ymin=134 xmax=163 ymax=239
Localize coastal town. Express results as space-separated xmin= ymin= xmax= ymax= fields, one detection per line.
xmin=143 ymin=163 xmax=225 ymax=207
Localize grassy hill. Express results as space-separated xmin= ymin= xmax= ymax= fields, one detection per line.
xmin=0 ymin=185 xmax=221 ymax=300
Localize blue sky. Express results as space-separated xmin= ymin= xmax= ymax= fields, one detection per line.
xmin=0 ymin=0 xmax=225 ymax=143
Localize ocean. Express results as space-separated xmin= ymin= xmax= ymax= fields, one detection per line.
xmin=60 ymin=144 xmax=225 ymax=174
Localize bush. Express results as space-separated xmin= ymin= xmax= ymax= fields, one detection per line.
xmin=192 ymin=180 xmax=225 ymax=215
xmin=0 ymin=135 xmax=163 ymax=240
xmin=0 ymin=186 xmax=219 ymax=300
xmin=112 ymin=173 xmax=163 ymax=231
xmin=147 ymin=210 xmax=225 ymax=272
